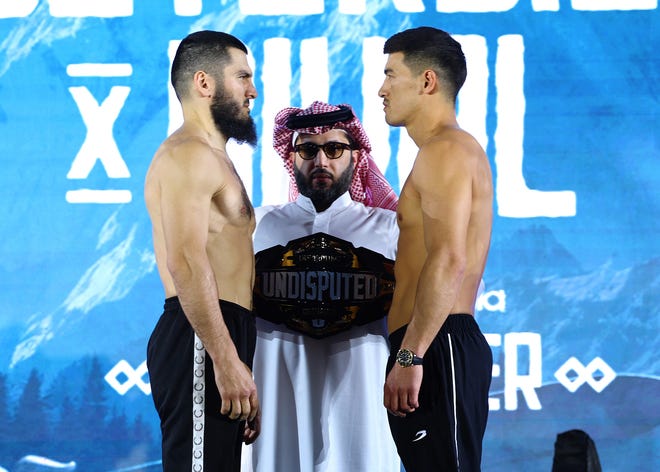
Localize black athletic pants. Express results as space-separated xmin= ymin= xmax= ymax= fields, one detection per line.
xmin=147 ymin=297 xmax=256 ymax=472
xmin=387 ymin=315 xmax=492 ymax=472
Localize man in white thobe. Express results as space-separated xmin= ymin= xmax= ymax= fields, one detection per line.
xmin=243 ymin=101 xmax=401 ymax=472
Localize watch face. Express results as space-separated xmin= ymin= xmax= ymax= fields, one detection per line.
xmin=397 ymin=349 xmax=413 ymax=367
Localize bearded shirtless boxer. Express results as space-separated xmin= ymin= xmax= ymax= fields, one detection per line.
xmin=144 ymin=30 xmax=259 ymax=472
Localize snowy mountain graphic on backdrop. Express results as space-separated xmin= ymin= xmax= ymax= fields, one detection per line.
xmin=2 ymin=209 xmax=158 ymax=374
xmin=480 ymin=225 xmax=659 ymax=379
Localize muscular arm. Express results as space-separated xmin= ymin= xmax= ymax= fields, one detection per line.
xmin=384 ymin=140 xmax=472 ymax=415
xmin=160 ymin=141 xmax=258 ymax=422
xmin=402 ymin=141 xmax=471 ymax=356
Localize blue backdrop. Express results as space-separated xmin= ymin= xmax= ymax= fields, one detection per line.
xmin=0 ymin=1 xmax=658 ymax=471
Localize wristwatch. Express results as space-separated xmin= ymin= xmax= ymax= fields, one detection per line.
xmin=396 ymin=348 xmax=424 ymax=368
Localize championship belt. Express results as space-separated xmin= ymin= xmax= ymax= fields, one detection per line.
xmin=254 ymin=232 xmax=395 ymax=338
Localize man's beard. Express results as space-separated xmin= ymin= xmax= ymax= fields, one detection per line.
xmin=210 ymin=87 xmax=258 ymax=146
xmin=294 ymin=163 xmax=354 ymax=211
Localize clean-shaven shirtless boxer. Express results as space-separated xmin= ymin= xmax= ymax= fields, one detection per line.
xmin=379 ymin=27 xmax=494 ymax=472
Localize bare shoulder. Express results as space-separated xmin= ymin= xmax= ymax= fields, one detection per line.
xmin=421 ymin=128 xmax=484 ymax=163
xmin=149 ymin=134 xmax=229 ymax=193
xmin=411 ymin=128 xmax=487 ymax=186
xmin=159 ymin=135 xmax=222 ymax=171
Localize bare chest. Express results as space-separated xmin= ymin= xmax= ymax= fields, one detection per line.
xmin=396 ymin=183 xmax=423 ymax=231
xmin=209 ymin=172 xmax=254 ymax=233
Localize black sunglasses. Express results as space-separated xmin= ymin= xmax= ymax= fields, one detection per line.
xmin=293 ymin=142 xmax=354 ymax=160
